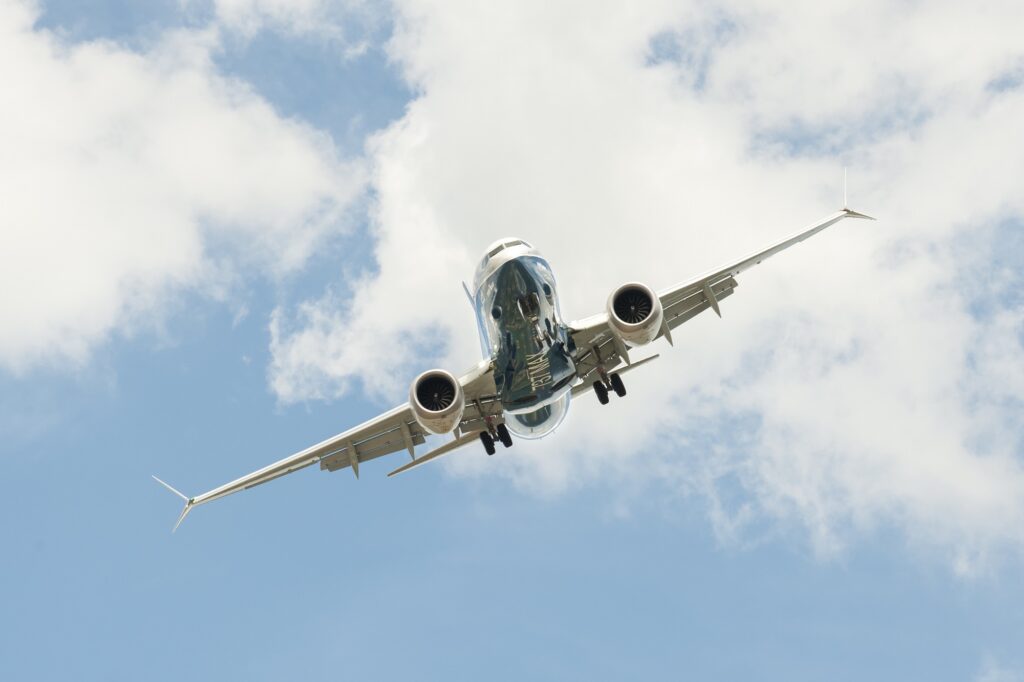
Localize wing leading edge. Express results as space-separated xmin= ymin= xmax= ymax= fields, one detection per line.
xmin=656 ymin=208 xmax=874 ymax=314
xmin=154 ymin=361 xmax=497 ymax=531
xmin=569 ymin=207 xmax=875 ymax=386
xmin=156 ymin=207 xmax=874 ymax=530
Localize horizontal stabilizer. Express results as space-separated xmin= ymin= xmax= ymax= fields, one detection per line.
xmin=387 ymin=431 xmax=481 ymax=477
xmin=571 ymin=354 xmax=660 ymax=398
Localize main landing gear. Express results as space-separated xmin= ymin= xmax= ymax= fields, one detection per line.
xmin=609 ymin=373 xmax=626 ymax=397
xmin=480 ymin=423 xmax=514 ymax=455
xmin=593 ymin=372 xmax=626 ymax=405
xmin=480 ymin=432 xmax=496 ymax=455
xmin=496 ymin=423 xmax=513 ymax=448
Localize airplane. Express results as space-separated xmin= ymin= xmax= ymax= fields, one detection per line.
xmin=155 ymin=204 xmax=875 ymax=530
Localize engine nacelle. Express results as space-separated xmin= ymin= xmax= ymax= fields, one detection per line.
xmin=607 ymin=282 xmax=664 ymax=347
xmin=410 ymin=369 xmax=465 ymax=435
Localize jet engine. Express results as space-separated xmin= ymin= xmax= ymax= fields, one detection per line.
xmin=410 ymin=369 xmax=465 ymax=434
xmin=607 ymin=282 xmax=664 ymax=346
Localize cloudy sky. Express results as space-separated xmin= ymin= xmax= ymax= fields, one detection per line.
xmin=1 ymin=0 xmax=1022 ymax=679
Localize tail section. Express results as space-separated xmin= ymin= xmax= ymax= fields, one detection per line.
xmin=152 ymin=475 xmax=195 ymax=532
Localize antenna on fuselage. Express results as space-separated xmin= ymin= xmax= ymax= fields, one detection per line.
xmin=462 ymin=281 xmax=475 ymax=310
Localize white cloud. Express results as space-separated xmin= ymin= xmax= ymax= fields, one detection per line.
xmin=204 ymin=0 xmax=381 ymax=39
xmin=254 ymin=1 xmax=1024 ymax=567
xmin=976 ymin=656 xmax=1024 ymax=682
xmin=0 ymin=1 xmax=365 ymax=371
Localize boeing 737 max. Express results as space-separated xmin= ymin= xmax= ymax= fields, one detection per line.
xmin=155 ymin=206 xmax=874 ymax=530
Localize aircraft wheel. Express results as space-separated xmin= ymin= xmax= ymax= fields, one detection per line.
xmin=594 ymin=381 xmax=610 ymax=405
xmin=609 ymin=373 xmax=626 ymax=398
xmin=496 ymin=423 xmax=513 ymax=448
xmin=480 ymin=431 xmax=496 ymax=456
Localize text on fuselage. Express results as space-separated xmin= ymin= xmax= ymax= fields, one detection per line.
xmin=525 ymin=350 xmax=552 ymax=390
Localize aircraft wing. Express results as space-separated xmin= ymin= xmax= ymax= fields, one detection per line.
xmin=154 ymin=360 xmax=498 ymax=530
xmin=569 ymin=208 xmax=875 ymax=386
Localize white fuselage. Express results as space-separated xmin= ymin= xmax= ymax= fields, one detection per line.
xmin=470 ymin=238 xmax=575 ymax=438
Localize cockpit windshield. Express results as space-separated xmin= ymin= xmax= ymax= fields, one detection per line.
xmin=482 ymin=239 xmax=532 ymax=263
xmin=475 ymin=239 xmax=535 ymax=288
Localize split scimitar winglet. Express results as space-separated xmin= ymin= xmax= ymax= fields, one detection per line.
xmin=152 ymin=475 xmax=195 ymax=533
xmin=841 ymin=167 xmax=875 ymax=221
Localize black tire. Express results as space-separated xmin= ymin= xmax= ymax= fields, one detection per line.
xmin=609 ymin=373 xmax=626 ymax=397
xmin=496 ymin=423 xmax=513 ymax=448
xmin=594 ymin=381 xmax=610 ymax=405
xmin=480 ymin=431 xmax=496 ymax=456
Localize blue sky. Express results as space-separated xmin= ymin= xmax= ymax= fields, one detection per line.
xmin=2 ymin=1 xmax=1023 ymax=680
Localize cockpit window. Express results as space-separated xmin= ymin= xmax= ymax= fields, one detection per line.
xmin=486 ymin=240 xmax=532 ymax=261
